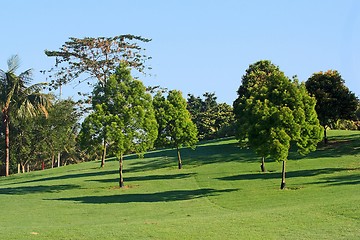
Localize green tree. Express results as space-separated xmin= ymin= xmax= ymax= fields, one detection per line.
xmin=153 ymin=92 xmax=172 ymax=148
xmin=0 ymin=55 xmax=52 ymax=176
xmin=305 ymin=70 xmax=358 ymax=143
xmin=78 ymin=106 xmax=109 ymax=166
xmin=233 ymin=60 xmax=282 ymax=172
xmin=187 ymin=92 xmax=235 ymax=140
xmin=155 ymin=90 xmax=198 ymax=169
xmin=37 ymin=99 xmax=80 ymax=168
xmin=45 ymin=35 xmax=152 ymax=161
xmin=233 ymin=60 xmax=323 ymax=189
xmin=89 ymin=62 xmax=158 ymax=187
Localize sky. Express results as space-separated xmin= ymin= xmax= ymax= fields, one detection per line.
xmin=1 ymin=0 xmax=359 ymax=104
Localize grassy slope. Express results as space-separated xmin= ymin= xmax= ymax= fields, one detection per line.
xmin=0 ymin=130 xmax=359 ymax=240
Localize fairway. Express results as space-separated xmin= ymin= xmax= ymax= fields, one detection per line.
xmin=0 ymin=130 xmax=359 ymax=239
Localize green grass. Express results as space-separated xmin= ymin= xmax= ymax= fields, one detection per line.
xmin=0 ymin=130 xmax=359 ymax=239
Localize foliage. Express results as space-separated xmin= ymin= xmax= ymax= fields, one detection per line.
xmin=44 ymin=35 xmax=152 ymax=97
xmin=7 ymin=99 xmax=81 ymax=173
xmin=305 ymin=70 xmax=358 ymax=142
xmin=36 ymin=99 xmax=81 ymax=166
xmin=154 ymin=90 xmax=198 ymax=168
xmin=233 ymin=60 xmax=323 ymax=188
xmin=78 ymin=106 xmax=108 ymax=162
xmin=0 ymin=55 xmax=52 ymax=176
xmin=187 ymin=92 xmax=235 ymax=140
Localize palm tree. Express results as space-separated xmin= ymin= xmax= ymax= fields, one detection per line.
xmin=0 ymin=55 xmax=52 ymax=176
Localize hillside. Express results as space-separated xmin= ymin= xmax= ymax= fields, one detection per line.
xmin=0 ymin=130 xmax=359 ymax=239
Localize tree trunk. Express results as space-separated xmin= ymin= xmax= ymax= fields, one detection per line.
xmin=101 ymin=140 xmax=106 ymax=168
xmin=260 ymin=157 xmax=266 ymax=172
xmin=280 ymin=160 xmax=286 ymax=189
xmin=3 ymin=113 xmax=10 ymax=176
xmin=119 ymin=154 xmax=124 ymax=188
xmin=323 ymin=126 xmax=328 ymax=144
xmin=51 ymin=154 xmax=55 ymax=168
xmin=42 ymin=161 xmax=45 ymax=170
xmin=177 ymin=146 xmax=182 ymax=169
xmin=17 ymin=164 xmax=20 ymax=174
xmin=57 ymin=152 xmax=61 ymax=167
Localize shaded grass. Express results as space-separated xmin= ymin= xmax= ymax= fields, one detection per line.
xmin=0 ymin=130 xmax=359 ymax=239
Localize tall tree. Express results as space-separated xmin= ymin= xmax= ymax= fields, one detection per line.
xmin=155 ymin=90 xmax=198 ymax=169
xmin=233 ymin=60 xmax=282 ymax=172
xmin=305 ymin=70 xmax=358 ymax=143
xmin=0 ymin=55 xmax=52 ymax=176
xmin=45 ymin=35 xmax=152 ymax=161
xmin=233 ymin=60 xmax=323 ymax=189
xmin=88 ymin=62 xmax=157 ymax=187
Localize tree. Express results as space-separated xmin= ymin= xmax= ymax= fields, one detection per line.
xmin=88 ymin=62 xmax=157 ymax=187
xmin=305 ymin=70 xmax=358 ymax=143
xmin=37 ymin=99 xmax=80 ymax=168
xmin=187 ymin=92 xmax=235 ymax=140
xmin=44 ymin=35 xmax=151 ymax=90
xmin=0 ymin=55 xmax=52 ymax=176
xmin=154 ymin=90 xmax=198 ymax=169
xmin=233 ymin=60 xmax=323 ymax=189
xmin=45 ymin=35 xmax=152 ymax=162
xmin=233 ymin=60 xmax=282 ymax=172
xmin=78 ymin=106 xmax=109 ymax=166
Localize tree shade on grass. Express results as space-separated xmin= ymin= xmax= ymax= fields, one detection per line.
xmin=233 ymin=60 xmax=323 ymax=189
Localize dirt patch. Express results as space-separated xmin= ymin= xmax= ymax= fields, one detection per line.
xmin=109 ymin=184 xmax=139 ymax=190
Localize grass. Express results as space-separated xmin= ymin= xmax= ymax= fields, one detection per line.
xmin=0 ymin=130 xmax=359 ymax=239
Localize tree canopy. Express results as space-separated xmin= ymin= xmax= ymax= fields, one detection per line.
xmin=233 ymin=60 xmax=323 ymax=189
xmin=44 ymin=35 xmax=151 ymax=95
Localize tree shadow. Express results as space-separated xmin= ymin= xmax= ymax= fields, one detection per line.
xmin=52 ymin=188 xmax=238 ymax=204
xmin=218 ymin=167 xmax=359 ymax=182
xmin=305 ymin=134 xmax=360 ymax=159
xmin=0 ymin=184 xmax=80 ymax=195
xmin=87 ymin=173 xmax=196 ymax=183
xmin=9 ymin=170 xmax=119 ymax=186
xmin=127 ymin=141 xmax=257 ymax=173
xmin=310 ymin=173 xmax=360 ymax=186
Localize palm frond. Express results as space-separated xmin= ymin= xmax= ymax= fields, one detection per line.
xmin=18 ymin=69 xmax=33 ymax=85
xmin=24 ymin=82 xmax=48 ymax=94
xmin=7 ymin=55 xmax=20 ymax=73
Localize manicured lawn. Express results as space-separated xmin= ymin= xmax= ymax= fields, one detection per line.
xmin=0 ymin=130 xmax=359 ymax=239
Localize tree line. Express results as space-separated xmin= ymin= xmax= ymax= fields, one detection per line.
xmin=1 ymin=35 xmax=359 ymax=189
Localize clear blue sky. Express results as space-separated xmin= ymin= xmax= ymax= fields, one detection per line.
xmin=1 ymin=0 xmax=359 ymax=104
